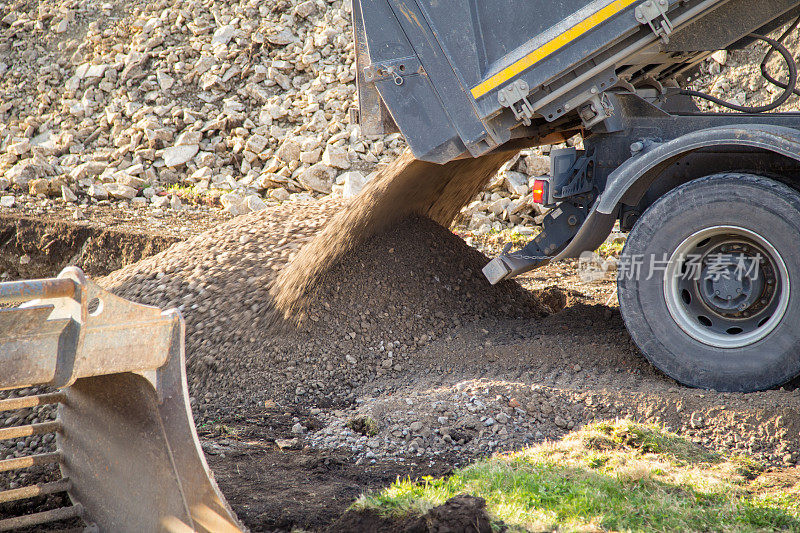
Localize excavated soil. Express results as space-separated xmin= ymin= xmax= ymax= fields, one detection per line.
xmin=0 ymin=214 xmax=179 ymax=280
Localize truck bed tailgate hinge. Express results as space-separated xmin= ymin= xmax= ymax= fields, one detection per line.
xmin=498 ymin=80 xmax=535 ymax=126
xmin=635 ymin=0 xmax=674 ymax=44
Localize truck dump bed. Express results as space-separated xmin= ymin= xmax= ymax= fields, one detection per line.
xmin=353 ymin=0 xmax=800 ymax=163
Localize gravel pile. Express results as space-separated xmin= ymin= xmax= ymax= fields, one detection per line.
xmin=99 ymin=197 xmax=546 ymax=417
xmin=272 ymin=148 xmax=518 ymax=315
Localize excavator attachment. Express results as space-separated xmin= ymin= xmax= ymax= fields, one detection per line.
xmin=0 ymin=267 xmax=241 ymax=532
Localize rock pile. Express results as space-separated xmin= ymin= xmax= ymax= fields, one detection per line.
xmin=688 ymin=34 xmax=800 ymax=112
xmin=456 ymin=150 xmax=552 ymax=235
xmin=0 ymin=0 xmax=403 ymax=217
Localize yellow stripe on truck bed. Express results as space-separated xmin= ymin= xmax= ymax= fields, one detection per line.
xmin=471 ymin=0 xmax=639 ymax=99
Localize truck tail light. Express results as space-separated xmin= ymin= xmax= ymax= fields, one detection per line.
xmin=532 ymin=179 xmax=549 ymax=204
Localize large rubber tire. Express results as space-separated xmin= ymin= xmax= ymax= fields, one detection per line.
xmin=617 ymin=173 xmax=800 ymax=392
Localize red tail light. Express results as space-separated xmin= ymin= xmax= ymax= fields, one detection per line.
xmin=532 ymin=179 xmax=548 ymax=204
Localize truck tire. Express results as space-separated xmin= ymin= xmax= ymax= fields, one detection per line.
xmin=617 ymin=173 xmax=800 ymax=392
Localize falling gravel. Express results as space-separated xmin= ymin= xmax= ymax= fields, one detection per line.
xmin=271 ymin=147 xmax=519 ymax=317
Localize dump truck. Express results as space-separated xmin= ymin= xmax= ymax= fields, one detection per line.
xmin=353 ymin=0 xmax=800 ymax=393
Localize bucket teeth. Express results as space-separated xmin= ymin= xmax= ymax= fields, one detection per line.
xmin=0 ymin=503 xmax=83 ymax=532
xmin=0 ymin=478 xmax=71 ymax=504
xmin=0 ymin=420 xmax=61 ymax=441
xmin=0 ymin=392 xmax=65 ymax=412
xmin=0 ymin=451 xmax=61 ymax=473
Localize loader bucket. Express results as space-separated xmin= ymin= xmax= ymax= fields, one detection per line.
xmin=0 ymin=267 xmax=242 ymax=532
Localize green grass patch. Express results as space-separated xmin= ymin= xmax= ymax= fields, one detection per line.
xmin=454 ymin=227 xmax=542 ymax=251
xmin=354 ymin=420 xmax=800 ymax=532
xmin=165 ymin=184 xmax=228 ymax=206
xmin=597 ymin=235 xmax=626 ymax=258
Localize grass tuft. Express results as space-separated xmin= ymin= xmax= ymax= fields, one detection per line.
xmin=576 ymin=419 xmax=721 ymax=464
xmin=597 ymin=236 xmax=626 ymax=258
xmin=354 ymin=420 xmax=800 ymax=532
xmin=346 ymin=416 xmax=379 ymax=437
xmin=165 ymin=184 xmax=228 ymax=206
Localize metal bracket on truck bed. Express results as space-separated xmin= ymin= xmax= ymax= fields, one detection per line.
xmin=498 ymin=80 xmax=536 ymax=126
xmin=363 ymin=56 xmax=423 ymax=86
xmin=0 ymin=267 xmax=242 ymax=533
xmin=483 ymin=201 xmax=590 ymax=284
xmin=484 ymin=148 xmax=599 ymax=284
xmin=635 ymin=0 xmax=674 ymax=44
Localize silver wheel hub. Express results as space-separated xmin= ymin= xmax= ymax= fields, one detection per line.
xmin=663 ymin=226 xmax=790 ymax=349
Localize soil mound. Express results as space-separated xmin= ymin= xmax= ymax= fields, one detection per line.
xmin=100 ymin=196 xmax=545 ymax=415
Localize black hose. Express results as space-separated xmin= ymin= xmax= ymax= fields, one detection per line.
xmin=760 ymin=16 xmax=800 ymax=98
xmin=680 ymin=33 xmax=797 ymax=113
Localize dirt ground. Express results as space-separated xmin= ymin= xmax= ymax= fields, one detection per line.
xmin=2 ymin=212 xmax=800 ymax=532
xmin=200 ymin=406 xmax=454 ymax=532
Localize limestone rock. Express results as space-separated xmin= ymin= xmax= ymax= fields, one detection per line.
xmin=322 ymin=145 xmax=351 ymax=169
xmin=221 ymin=192 xmax=246 ymax=216
xmin=298 ymin=163 xmax=335 ymax=194
xmin=163 ymin=145 xmax=199 ymax=167
xmin=244 ymin=194 xmax=267 ymax=212
xmin=245 ymin=134 xmax=269 ymax=154
xmin=269 ymin=188 xmax=290 ymax=201
xmin=106 ymin=183 xmax=137 ymax=200
xmin=29 ymin=178 xmax=51 ymax=196
xmin=276 ymin=138 xmax=301 ymax=163
xmin=61 ymin=185 xmax=77 ymax=203
xmin=340 ymin=170 xmax=368 ymax=198
xmin=504 ymin=172 xmax=529 ymax=196
xmin=88 ymin=184 xmax=109 ymax=200
xmin=116 ymin=174 xmax=147 ymax=189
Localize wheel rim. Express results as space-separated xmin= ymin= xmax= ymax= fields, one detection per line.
xmin=663 ymin=226 xmax=790 ymax=348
